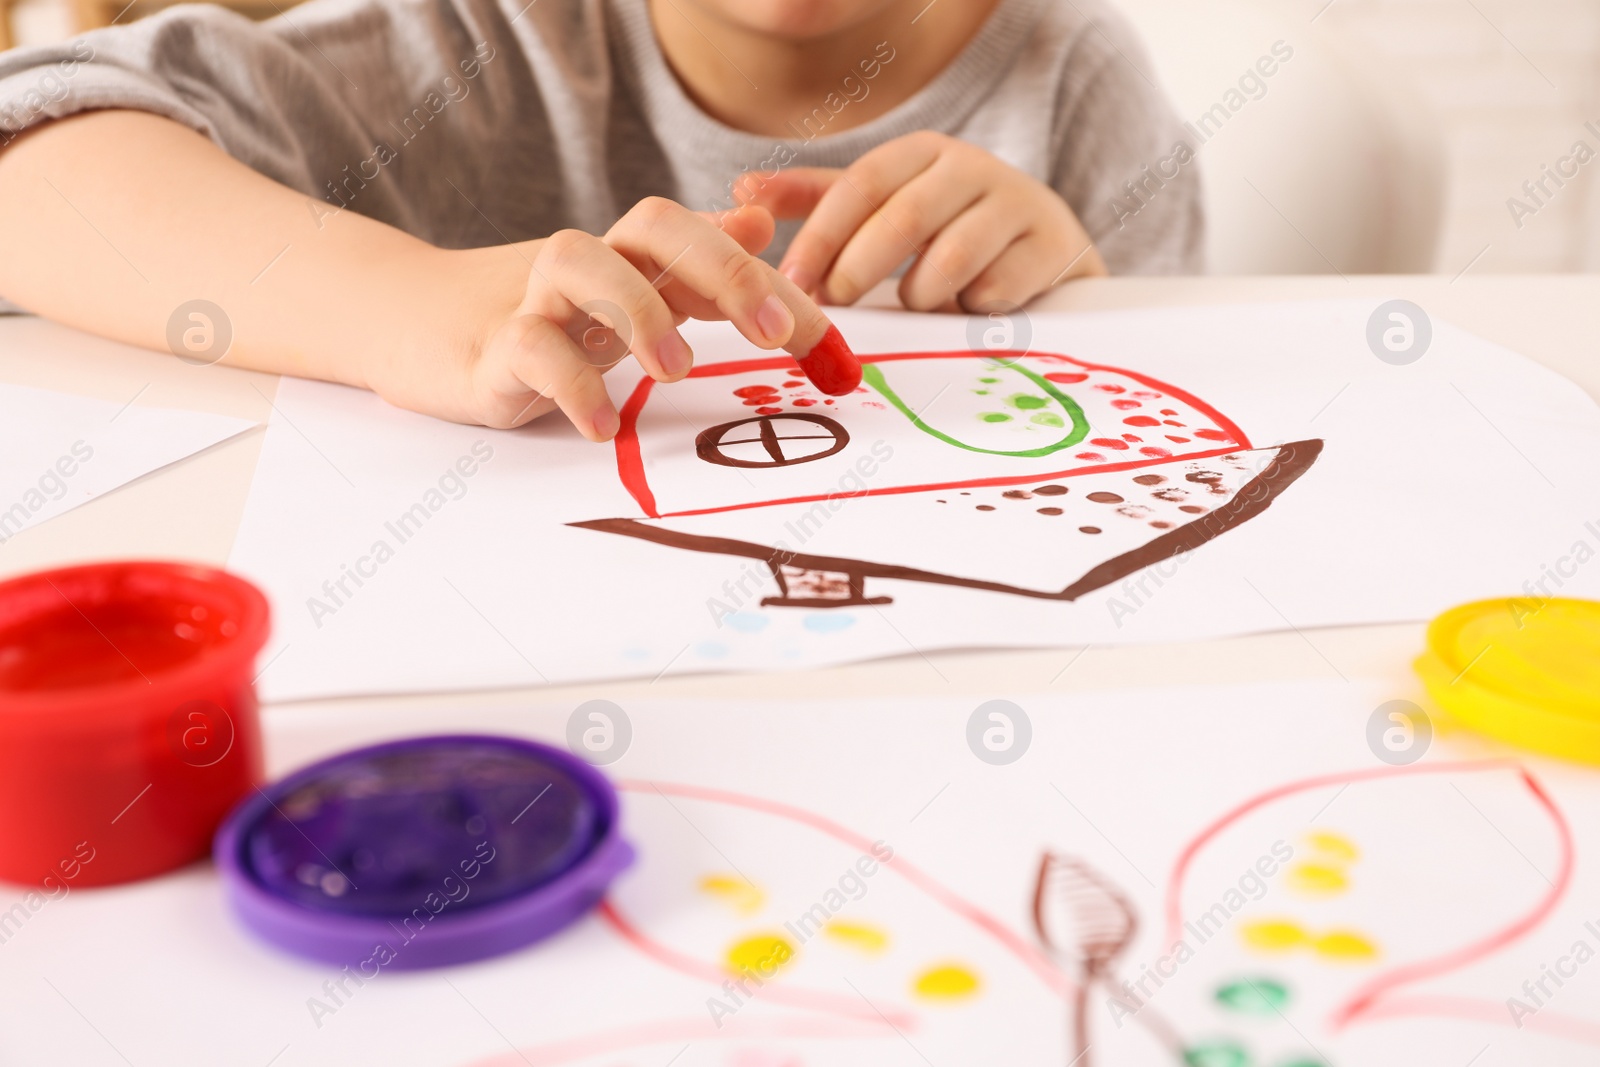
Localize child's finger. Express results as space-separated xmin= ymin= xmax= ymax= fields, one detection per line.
xmin=530 ymin=230 xmax=691 ymax=382
xmin=898 ymin=195 xmax=1028 ymax=312
xmin=960 ymin=230 xmax=1105 ymax=312
xmin=607 ymin=197 xmax=800 ymax=349
xmin=733 ymin=168 xmax=841 ymax=220
xmin=775 ymin=133 xmax=945 ymax=295
xmin=821 ymin=159 xmax=986 ymax=306
xmin=700 ymin=203 xmax=776 ymax=255
xmin=495 ymin=313 xmax=620 ymax=442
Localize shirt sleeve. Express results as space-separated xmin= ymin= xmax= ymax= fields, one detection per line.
xmin=0 ymin=0 xmax=518 ymax=243
xmin=1045 ymin=6 xmax=1206 ymax=275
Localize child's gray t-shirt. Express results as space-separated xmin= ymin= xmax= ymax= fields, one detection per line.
xmin=0 ymin=0 xmax=1203 ymax=275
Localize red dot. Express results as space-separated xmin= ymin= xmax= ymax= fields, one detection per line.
xmin=1163 ymin=419 xmax=1185 ymax=427
xmin=1075 ymin=452 xmax=1107 ymax=462
xmin=1090 ymin=437 xmax=1129 ymax=450
xmin=1122 ymin=433 xmax=1142 ymax=442
xmin=1160 ymin=408 xmax=1178 ymax=416
xmin=1124 ymin=415 xmax=1160 ymax=427
xmin=1094 ymin=383 xmax=1126 ymax=394
xmin=1140 ymin=446 xmax=1172 ymax=457
xmin=755 ymin=406 xmax=782 ymax=415
xmin=1195 ymin=428 xmax=1234 ymax=442
xmin=1166 ymin=435 xmax=1191 ymax=443
xmin=824 ymin=399 xmax=834 ymax=405
xmin=793 ymin=398 xmax=817 ymax=407
xmin=1111 ymin=399 xmax=1142 ymax=410
xmin=1045 ymin=371 xmax=1089 ymax=384
xmin=782 ymin=380 xmax=804 ymax=388
xmin=734 ymin=385 xmax=779 ymax=399
xmin=1132 ymin=390 xmax=1162 ymax=399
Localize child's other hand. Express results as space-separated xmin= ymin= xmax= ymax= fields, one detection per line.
xmin=455 ymin=199 xmax=833 ymax=441
xmin=744 ymin=132 xmax=1107 ymax=313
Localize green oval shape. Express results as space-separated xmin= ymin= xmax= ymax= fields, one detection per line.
xmin=1215 ymin=977 xmax=1290 ymax=1015
xmin=862 ymin=359 xmax=1088 ymax=457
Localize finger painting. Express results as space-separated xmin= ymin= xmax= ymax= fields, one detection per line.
xmin=572 ymin=348 xmax=1322 ymax=608
xmin=226 ymin=302 xmax=1600 ymax=700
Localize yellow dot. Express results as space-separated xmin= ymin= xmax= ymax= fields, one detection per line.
xmin=726 ymin=933 xmax=794 ymax=979
xmin=1240 ymin=919 xmax=1309 ymax=953
xmin=912 ymin=963 xmax=981 ymax=1001
xmin=699 ymin=874 xmax=764 ymax=914
xmin=1287 ymin=863 xmax=1350 ymax=896
xmin=823 ymin=920 xmax=889 ymax=954
xmin=1305 ymin=831 xmax=1360 ymax=864
xmin=1314 ymin=930 xmax=1379 ymax=961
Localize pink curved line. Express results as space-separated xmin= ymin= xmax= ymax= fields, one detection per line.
xmin=1333 ymin=769 xmax=1575 ymax=1027
xmin=1161 ymin=760 xmax=1576 ymax=1034
xmin=598 ymin=900 xmax=916 ymax=1027
xmin=1356 ymin=994 xmax=1600 ymax=1047
xmin=460 ymin=1014 xmax=894 ymax=1067
xmin=617 ymin=779 xmax=1072 ymax=998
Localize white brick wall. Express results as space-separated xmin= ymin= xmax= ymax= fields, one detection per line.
xmin=1315 ymin=0 xmax=1600 ymax=271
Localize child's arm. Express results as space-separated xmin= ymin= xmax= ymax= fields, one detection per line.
xmin=0 ymin=109 xmax=834 ymax=439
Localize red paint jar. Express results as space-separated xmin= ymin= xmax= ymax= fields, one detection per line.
xmin=0 ymin=561 xmax=269 ymax=888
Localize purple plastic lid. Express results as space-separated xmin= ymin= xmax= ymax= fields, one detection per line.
xmin=214 ymin=734 xmax=634 ymax=969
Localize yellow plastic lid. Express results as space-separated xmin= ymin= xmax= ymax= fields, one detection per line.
xmin=1415 ymin=598 xmax=1600 ymax=764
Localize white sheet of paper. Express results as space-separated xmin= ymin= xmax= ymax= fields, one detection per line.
xmin=0 ymin=383 xmax=256 ymax=544
xmin=2 ymin=679 xmax=1596 ymax=1066
xmin=228 ymin=300 xmax=1600 ymax=702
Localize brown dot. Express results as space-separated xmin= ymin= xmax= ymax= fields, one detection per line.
xmin=1086 ymin=491 xmax=1123 ymax=504
xmin=1186 ymin=471 xmax=1223 ymax=484
xmin=960 ymin=491 xmax=971 ymax=496
xmin=1037 ymin=507 xmax=1063 ymax=516
xmin=1133 ymin=474 xmax=1164 ymax=486
xmin=1033 ymin=484 xmax=1069 ymax=496
xmin=1079 ymin=526 xmax=1101 ymax=534
xmin=975 ymin=504 xmax=995 ymax=511
xmin=936 ymin=499 xmax=947 ymax=504
xmin=1002 ymin=489 xmax=1032 ymax=500
xmin=1153 ymin=488 xmax=1187 ymax=502
xmin=1179 ymin=505 xmax=1206 ymax=514
xmin=1151 ymin=520 xmax=1173 ymax=529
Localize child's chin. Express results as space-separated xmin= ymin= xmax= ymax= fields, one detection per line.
xmin=701 ymin=0 xmax=890 ymax=40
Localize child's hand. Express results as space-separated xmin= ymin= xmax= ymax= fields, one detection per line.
xmin=745 ymin=132 xmax=1107 ymax=313
xmin=424 ymin=200 xmax=839 ymax=440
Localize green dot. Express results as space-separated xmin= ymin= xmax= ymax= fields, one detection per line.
xmin=973 ymin=390 xmax=990 ymax=396
xmin=1008 ymin=393 xmax=1049 ymax=410
xmin=978 ymin=376 xmax=999 ymax=383
xmin=1215 ymin=978 xmax=1289 ymax=1015
xmin=980 ymin=412 xmax=1012 ymax=423
xmin=1030 ymin=412 xmax=1064 ymax=428
xmin=1183 ymin=1042 xmax=1252 ymax=1067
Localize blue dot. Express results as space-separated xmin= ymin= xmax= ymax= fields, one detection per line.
xmin=695 ymin=642 xmax=729 ymax=659
xmin=802 ymin=614 xmax=856 ymax=633
xmin=723 ymin=612 xmax=770 ymax=634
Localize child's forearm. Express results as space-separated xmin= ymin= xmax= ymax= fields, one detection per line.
xmin=0 ymin=109 xmax=520 ymax=387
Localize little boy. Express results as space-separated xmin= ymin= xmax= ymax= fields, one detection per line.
xmin=0 ymin=0 xmax=1201 ymax=439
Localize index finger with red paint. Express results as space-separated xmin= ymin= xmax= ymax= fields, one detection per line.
xmin=770 ymin=268 xmax=861 ymax=397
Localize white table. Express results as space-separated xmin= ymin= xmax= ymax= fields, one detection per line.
xmin=4 ymin=275 xmax=1599 ymax=1067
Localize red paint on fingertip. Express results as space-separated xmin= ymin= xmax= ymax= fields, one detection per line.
xmin=794 ymin=324 xmax=862 ymax=397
